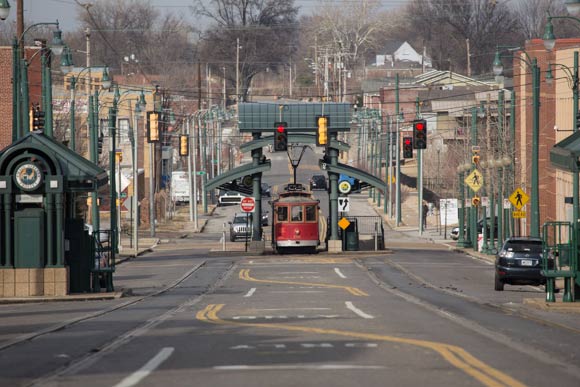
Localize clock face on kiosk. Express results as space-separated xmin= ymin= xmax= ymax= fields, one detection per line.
xmin=14 ymin=163 xmax=43 ymax=191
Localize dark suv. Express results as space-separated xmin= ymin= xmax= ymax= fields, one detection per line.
xmin=310 ymin=175 xmax=327 ymax=190
xmin=494 ymin=237 xmax=547 ymax=291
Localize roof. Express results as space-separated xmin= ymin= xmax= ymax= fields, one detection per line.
xmin=381 ymin=41 xmax=405 ymax=54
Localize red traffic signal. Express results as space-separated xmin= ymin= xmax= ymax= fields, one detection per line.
xmin=413 ymin=119 xmax=427 ymax=149
xmin=403 ymin=136 xmax=413 ymax=158
xmin=273 ymin=121 xmax=288 ymax=151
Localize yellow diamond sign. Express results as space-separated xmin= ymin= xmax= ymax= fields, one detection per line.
xmin=509 ymin=188 xmax=529 ymax=210
xmin=338 ymin=217 xmax=351 ymax=230
xmin=465 ymin=169 xmax=484 ymax=193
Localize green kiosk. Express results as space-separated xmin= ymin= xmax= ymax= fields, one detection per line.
xmin=0 ymin=132 xmax=108 ymax=297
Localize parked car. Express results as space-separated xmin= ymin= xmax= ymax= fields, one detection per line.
xmin=218 ymin=191 xmax=246 ymax=206
xmin=229 ymin=213 xmax=252 ymax=241
xmin=450 ymin=217 xmax=498 ymax=240
xmin=494 ymin=236 xmax=549 ymax=291
xmin=229 ymin=212 xmax=268 ymax=241
xmin=310 ymin=174 xmax=327 ymax=190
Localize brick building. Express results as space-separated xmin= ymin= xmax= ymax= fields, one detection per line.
xmin=0 ymin=46 xmax=44 ymax=151
xmin=514 ymin=39 xmax=580 ymax=232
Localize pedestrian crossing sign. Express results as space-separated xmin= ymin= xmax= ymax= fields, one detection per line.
xmin=465 ymin=169 xmax=483 ymax=193
xmin=509 ymin=188 xmax=529 ymax=210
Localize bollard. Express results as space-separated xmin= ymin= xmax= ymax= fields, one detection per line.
xmin=222 ymin=222 xmax=227 ymax=251
xmin=374 ymin=222 xmax=378 ymax=251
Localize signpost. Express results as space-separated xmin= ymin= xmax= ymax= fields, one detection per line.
xmin=465 ymin=169 xmax=484 ymax=193
xmin=338 ymin=197 xmax=350 ymax=212
xmin=240 ymin=197 xmax=256 ymax=252
xmin=240 ymin=197 xmax=256 ymax=213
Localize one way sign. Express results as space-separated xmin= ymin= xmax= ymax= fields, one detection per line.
xmin=338 ymin=197 xmax=350 ymax=212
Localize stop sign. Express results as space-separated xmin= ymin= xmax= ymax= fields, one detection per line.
xmin=240 ymin=197 xmax=256 ymax=213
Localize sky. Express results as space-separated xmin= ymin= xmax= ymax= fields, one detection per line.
xmin=7 ymin=0 xmax=409 ymax=32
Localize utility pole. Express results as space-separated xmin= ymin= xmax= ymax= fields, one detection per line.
xmin=466 ymin=39 xmax=472 ymax=77
xmin=324 ymin=49 xmax=329 ymax=101
xmin=222 ymin=67 xmax=226 ymax=109
xmin=236 ymin=37 xmax=240 ymax=103
xmin=395 ymin=74 xmax=402 ymax=226
xmin=416 ymin=97 xmax=424 ymax=235
xmin=17 ymin=0 xmax=23 ymax=56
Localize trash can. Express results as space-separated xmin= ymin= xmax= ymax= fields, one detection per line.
xmin=344 ymin=219 xmax=359 ymax=251
xmin=66 ymin=219 xmax=93 ymax=293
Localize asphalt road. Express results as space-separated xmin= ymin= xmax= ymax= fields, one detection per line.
xmin=1 ymin=151 xmax=580 ymax=386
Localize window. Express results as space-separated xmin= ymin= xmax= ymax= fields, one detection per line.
xmin=305 ymin=205 xmax=317 ymax=222
xmin=118 ymin=118 xmax=131 ymax=144
xmin=291 ymin=206 xmax=303 ymax=222
xmin=277 ymin=206 xmax=288 ymax=222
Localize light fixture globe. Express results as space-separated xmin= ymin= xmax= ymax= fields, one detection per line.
xmin=0 ymin=0 xmax=11 ymax=21
xmin=501 ymin=156 xmax=511 ymax=167
xmin=59 ymin=46 xmax=73 ymax=74
xmin=51 ymin=26 xmax=64 ymax=56
xmin=101 ymin=67 xmax=112 ymax=89
xmin=543 ymin=18 xmax=556 ymax=51
xmin=566 ymin=0 xmax=580 ymax=14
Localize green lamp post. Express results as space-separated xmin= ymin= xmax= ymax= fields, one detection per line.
xmin=493 ymin=47 xmax=541 ymax=237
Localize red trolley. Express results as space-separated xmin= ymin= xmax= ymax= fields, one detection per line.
xmin=272 ymin=184 xmax=320 ymax=253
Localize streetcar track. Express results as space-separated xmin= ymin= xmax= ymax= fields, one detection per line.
xmin=354 ymin=258 xmax=580 ymax=380
xmin=27 ymin=261 xmax=238 ymax=386
xmin=0 ymin=261 xmax=208 ymax=353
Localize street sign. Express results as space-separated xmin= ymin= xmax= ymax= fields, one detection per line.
xmin=509 ymin=188 xmax=529 ymax=210
xmin=196 ymin=171 xmax=206 ymax=175
xmin=338 ymin=217 xmax=351 ymax=230
xmin=240 ymin=197 xmax=256 ymax=213
xmin=120 ymin=192 xmax=127 ymax=199
xmin=513 ymin=211 xmax=526 ymax=218
xmin=481 ymin=196 xmax=489 ymax=207
xmin=503 ymin=198 xmax=511 ymax=209
xmin=338 ymin=197 xmax=350 ymax=212
xmin=465 ymin=169 xmax=483 ymax=192
xmin=338 ymin=181 xmax=352 ymax=194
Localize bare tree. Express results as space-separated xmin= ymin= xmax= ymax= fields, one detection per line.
xmin=399 ymin=0 xmax=519 ymax=75
xmin=71 ymin=0 xmax=194 ymax=88
xmin=510 ymin=0 xmax=564 ymax=40
xmin=193 ymin=0 xmax=299 ymax=102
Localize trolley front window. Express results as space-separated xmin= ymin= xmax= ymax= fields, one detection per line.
xmin=291 ymin=205 xmax=303 ymax=222
xmin=277 ymin=206 xmax=288 ymax=222
xmin=305 ymin=205 xmax=317 ymax=222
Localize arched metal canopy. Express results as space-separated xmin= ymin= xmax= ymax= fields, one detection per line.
xmin=240 ymin=134 xmax=350 ymax=153
xmin=205 ymin=161 xmax=271 ymax=193
xmin=319 ymin=160 xmax=386 ymax=193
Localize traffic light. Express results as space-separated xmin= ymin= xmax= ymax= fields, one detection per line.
xmin=97 ymin=134 xmax=104 ymax=155
xmin=147 ymin=111 xmax=160 ymax=143
xmin=273 ymin=121 xmax=288 ymax=151
xmin=179 ymin=134 xmax=189 ymax=157
xmin=472 ymin=155 xmax=480 ymax=165
xmin=32 ymin=107 xmax=45 ymax=131
xmin=29 ymin=107 xmax=34 ymax=132
xmin=402 ymin=136 xmax=413 ymax=158
xmin=472 ymin=196 xmax=481 ymax=207
xmin=412 ymin=119 xmax=427 ymax=149
xmin=316 ymin=115 xmax=329 ymax=146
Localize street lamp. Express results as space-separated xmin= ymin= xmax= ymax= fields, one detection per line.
xmin=493 ymin=47 xmax=541 ymax=237
xmin=0 ymin=0 xmax=10 ymax=21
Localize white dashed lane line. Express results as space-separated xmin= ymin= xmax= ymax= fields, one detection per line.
xmin=113 ymin=347 xmax=174 ymax=387
xmin=345 ymin=301 xmax=374 ymax=319
xmin=244 ymin=288 xmax=256 ymax=298
xmin=334 ymin=268 xmax=346 ymax=279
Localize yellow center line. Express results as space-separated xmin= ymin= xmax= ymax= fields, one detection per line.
xmin=239 ymin=269 xmax=368 ymax=296
xmin=197 ymin=304 xmax=526 ymax=387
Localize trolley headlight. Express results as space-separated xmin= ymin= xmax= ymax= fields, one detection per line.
xmin=295 ymin=229 xmax=300 ymax=236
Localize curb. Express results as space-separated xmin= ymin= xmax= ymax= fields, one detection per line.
xmin=0 ymin=290 xmax=126 ymax=304
xmin=523 ymin=298 xmax=580 ymax=313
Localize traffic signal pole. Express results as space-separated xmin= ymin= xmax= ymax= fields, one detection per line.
xmin=416 ymin=98 xmax=424 ymax=235
xmin=329 ymin=133 xmax=339 ymax=242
